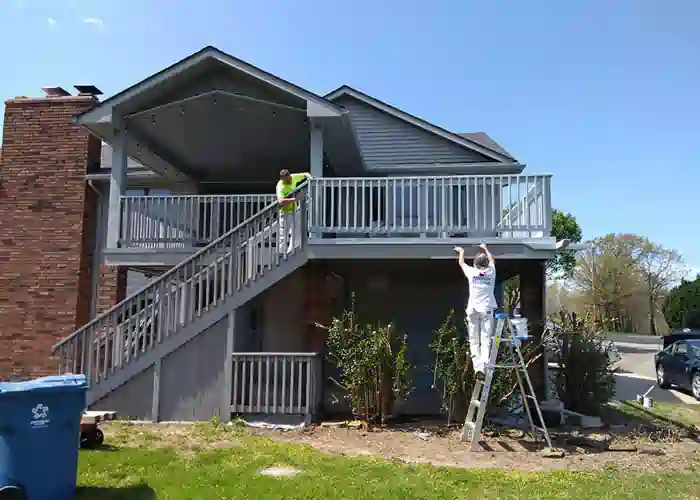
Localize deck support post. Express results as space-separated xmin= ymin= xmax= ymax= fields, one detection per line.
xmin=107 ymin=119 xmax=127 ymax=249
xmin=223 ymin=309 xmax=237 ymax=419
xmin=151 ymin=357 xmax=162 ymax=422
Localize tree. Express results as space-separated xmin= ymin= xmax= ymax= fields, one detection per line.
xmin=629 ymin=237 xmax=685 ymax=335
xmin=571 ymin=234 xmax=684 ymax=333
xmin=572 ymin=234 xmax=642 ymax=331
xmin=548 ymin=209 xmax=583 ymax=278
xmin=504 ymin=209 xmax=583 ymax=313
xmin=664 ymin=275 xmax=700 ymax=330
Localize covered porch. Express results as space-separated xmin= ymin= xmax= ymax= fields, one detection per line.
xmin=76 ymin=47 xmax=361 ymax=253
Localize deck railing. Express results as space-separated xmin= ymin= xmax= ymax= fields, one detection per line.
xmin=230 ymin=353 xmax=322 ymax=417
xmin=53 ymin=186 xmax=310 ymax=391
xmin=307 ymin=174 xmax=552 ymax=237
xmin=117 ymin=174 xmax=552 ymax=248
xmin=120 ymin=194 xmax=276 ymax=248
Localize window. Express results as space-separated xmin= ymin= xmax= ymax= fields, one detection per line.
xmin=690 ymin=344 xmax=700 ymax=359
xmin=673 ymin=342 xmax=688 ymax=356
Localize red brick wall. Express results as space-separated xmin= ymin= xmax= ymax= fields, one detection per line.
xmin=0 ymin=95 xmax=124 ymax=380
xmin=96 ymin=265 xmax=127 ymax=314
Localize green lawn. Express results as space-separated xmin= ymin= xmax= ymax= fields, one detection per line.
xmin=74 ymin=421 xmax=700 ymax=500
xmin=604 ymin=400 xmax=700 ymax=431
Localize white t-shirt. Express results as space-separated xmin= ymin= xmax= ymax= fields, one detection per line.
xmin=460 ymin=263 xmax=497 ymax=313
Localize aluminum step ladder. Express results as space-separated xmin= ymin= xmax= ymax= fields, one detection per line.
xmin=460 ymin=313 xmax=553 ymax=451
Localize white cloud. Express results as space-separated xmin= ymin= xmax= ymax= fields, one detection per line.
xmin=47 ymin=17 xmax=57 ymax=26
xmin=83 ymin=17 xmax=104 ymax=27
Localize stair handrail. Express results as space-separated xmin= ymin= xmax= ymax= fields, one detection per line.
xmin=53 ymin=182 xmax=310 ymax=353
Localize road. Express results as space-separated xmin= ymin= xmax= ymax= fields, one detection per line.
xmin=609 ymin=333 xmax=698 ymax=404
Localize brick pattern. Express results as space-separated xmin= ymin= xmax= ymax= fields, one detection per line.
xmin=96 ymin=265 xmax=127 ymax=314
xmin=0 ymin=95 xmax=103 ymax=380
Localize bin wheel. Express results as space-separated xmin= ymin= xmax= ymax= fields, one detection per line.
xmin=0 ymin=485 xmax=27 ymax=500
xmin=80 ymin=428 xmax=104 ymax=448
xmin=95 ymin=428 xmax=105 ymax=445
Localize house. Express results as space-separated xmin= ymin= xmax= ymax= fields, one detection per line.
xmin=0 ymin=46 xmax=556 ymax=422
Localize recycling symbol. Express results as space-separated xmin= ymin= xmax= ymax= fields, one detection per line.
xmin=32 ymin=404 xmax=49 ymax=420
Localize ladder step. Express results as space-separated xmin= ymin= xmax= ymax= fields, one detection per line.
xmin=463 ymin=421 xmax=475 ymax=430
xmin=470 ymin=399 xmax=481 ymax=409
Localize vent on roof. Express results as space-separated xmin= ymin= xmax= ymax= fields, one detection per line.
xmin=41 ymin=87 xmax=71 ymax=97
xmin=74 ymin=85 xmax=103 ymax=96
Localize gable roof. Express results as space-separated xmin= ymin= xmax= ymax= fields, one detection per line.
xmin=325 ymin=85 xmax=516 ymax=164
xmin=458 ymin=132 xmax=515 ymax=160
xmin=76 ymin=46 xmax=344 ymax=125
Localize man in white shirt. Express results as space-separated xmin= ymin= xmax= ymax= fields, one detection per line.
xmin=454 ymin=243 xmax=497 ymax=377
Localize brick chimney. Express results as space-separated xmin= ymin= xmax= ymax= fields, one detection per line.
xmin=0 ymin=90 xmax=125 ymax=381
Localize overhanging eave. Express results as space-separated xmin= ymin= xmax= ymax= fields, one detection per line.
xmin=75 ymin=46 xmax=344 ymax=127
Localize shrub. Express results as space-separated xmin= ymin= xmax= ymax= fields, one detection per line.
xmin=430 ymin=310 xmax=542 ymax=424
xmin=324 ymin=294 xmax=412 ymax=424
xmin=548 ymin=310 xmax=618 ymax=415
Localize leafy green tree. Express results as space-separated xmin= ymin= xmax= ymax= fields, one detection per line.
xmin=628 ymin=236 xmax=684 ymax=335
xmin=548 ymin=209 xmax=583 ymax=278
xmin=504 ymin=209 xmax=583 ymax=312
xmin=664 ymin=275 xmax=700 ymax=330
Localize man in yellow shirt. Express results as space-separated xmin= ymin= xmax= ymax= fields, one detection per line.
xmin=276 ymin=169 xmax=312 ymax=253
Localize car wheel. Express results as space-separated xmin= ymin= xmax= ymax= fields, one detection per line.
xmin=657 ymin=364 xmax=670 ymax=389
xmin=692 ymin=373 xmax=700 ymax=401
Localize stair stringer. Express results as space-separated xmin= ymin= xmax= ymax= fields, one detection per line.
xmin=86 ymin=250 xmax=309 ymax=406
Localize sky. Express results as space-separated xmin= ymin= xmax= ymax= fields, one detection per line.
xmin=1 ymin=0 xmax=699 ymax=276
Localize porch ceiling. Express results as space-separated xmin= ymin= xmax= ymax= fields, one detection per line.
xmin=125 ymin=91 xmax=311 ymax=181
xmin=76 ymin=47 xmax=362 ymax=181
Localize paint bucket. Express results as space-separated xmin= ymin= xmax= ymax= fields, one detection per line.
xmin=636 ymin=394 xmax=643 ymax=403
xmin=511 ymin=317 xmax=529 ymax=340
xmin=643 ymin=396 xmax=653 ymax=409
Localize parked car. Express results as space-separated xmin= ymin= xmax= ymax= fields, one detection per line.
xmin=655 ymin=337 xmax=700 ymax=401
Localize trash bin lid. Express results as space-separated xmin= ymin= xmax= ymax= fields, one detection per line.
xmin=0 ymin=374 xmax=87 ymax=394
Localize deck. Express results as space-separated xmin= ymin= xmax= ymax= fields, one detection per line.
xmin=106 ymin=174 xmax=554 ymax=267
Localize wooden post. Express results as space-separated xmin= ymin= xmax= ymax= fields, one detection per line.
xmin=223 ymin=310 xmax=237 ymax=419
xmin=519 ymin=259 xmax=547 ymax=400
xmin=151 ymin=357 xmax=162 ymax=422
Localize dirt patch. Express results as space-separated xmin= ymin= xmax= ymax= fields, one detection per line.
xmin=103 ymin=422 xmax=242 ymax=456
xmin=252 ymin=420 xmax=700 ymax=472
xmin=97 ymin=419 xmax=700 ymax=473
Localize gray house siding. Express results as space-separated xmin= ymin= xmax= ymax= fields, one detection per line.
xmin=321 ymin=260 xmax=505 ymax=416
xmin=158 ymin=316 xmax=229 ymax=421
xmin=133 ymin=63 xmax=305 ymax=117
xmin=333 ymin=95 xmax=494 ymax=170
xmin=91 ymin=365 xmax=155 ymax=420
xmin=89 ymin=315 xmax=231 ymax=421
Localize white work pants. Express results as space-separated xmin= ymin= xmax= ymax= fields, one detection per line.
xmin=466 ymin=310 xmax=494 ymax=373
xmin=278 ymin=211 xmax=299 ymax=254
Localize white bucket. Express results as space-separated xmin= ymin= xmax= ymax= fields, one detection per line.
xmin=511 ymin=317 xmax=529 ymax=339
xmin=643 ymin=396 xmax=653 ymax=409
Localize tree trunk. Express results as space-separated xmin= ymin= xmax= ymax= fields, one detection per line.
xmin=647 ymin=276 xmax=657 ymax=336
xmin=649 ymin=293 xmax=657 ymax=336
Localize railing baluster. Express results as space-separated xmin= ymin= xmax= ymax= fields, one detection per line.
xmin=228 ymin=353 xmax=320 ymax=417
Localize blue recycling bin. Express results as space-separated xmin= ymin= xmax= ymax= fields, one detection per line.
xmin=0 ymin=374 xmax=87 ymax=500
